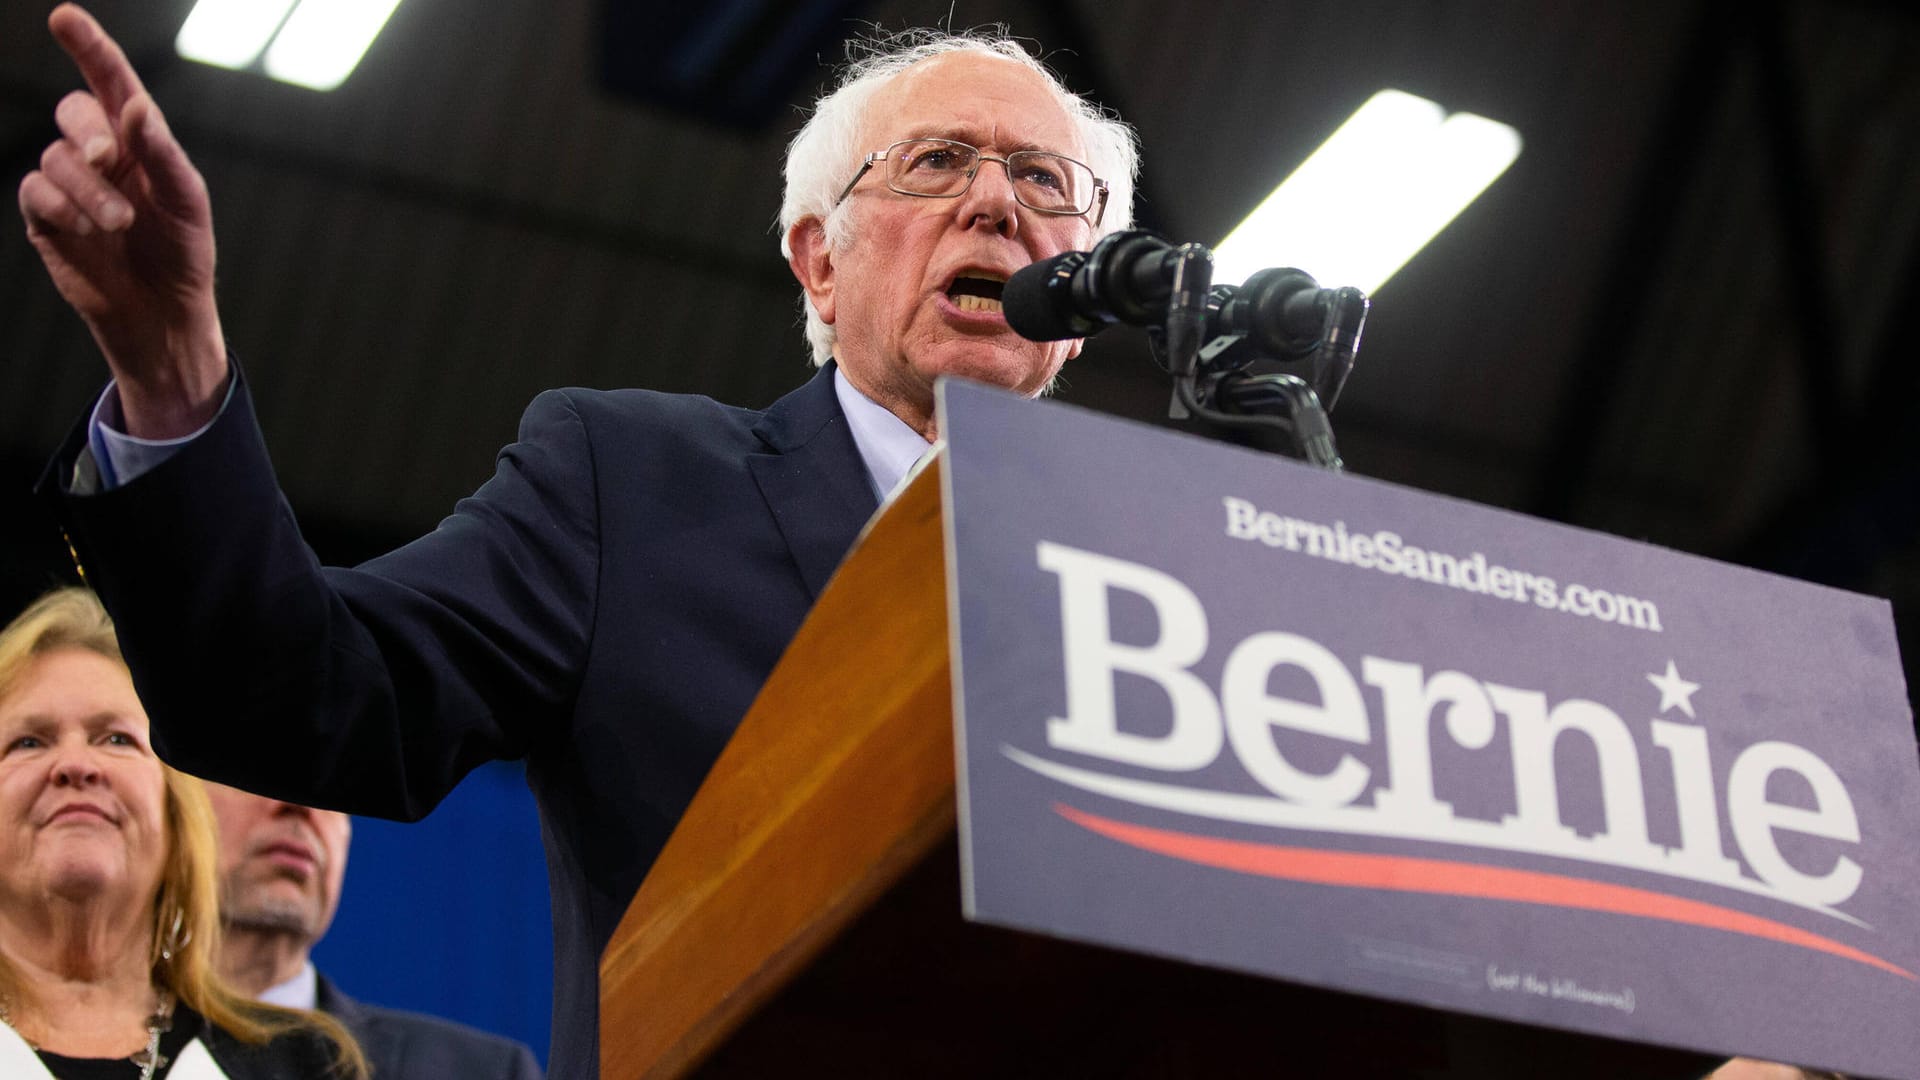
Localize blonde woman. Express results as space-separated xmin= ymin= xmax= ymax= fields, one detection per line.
xmin=0 ymin=588 xmax=366 ymax=1078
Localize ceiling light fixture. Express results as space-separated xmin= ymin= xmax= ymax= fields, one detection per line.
xmin=263 ymin=0 xmax=406 ymax=92
xmin=1211 ymin=90 xmax=1522 ymax=295
xmin=175 ymin=0 xmax=299 ymax=71
xmin=175 ymin=0 xmax=404 ymax=91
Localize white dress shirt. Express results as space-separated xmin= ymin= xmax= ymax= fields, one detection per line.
xmin=831 ymin=366 xmax=936 ymax=502
xmin=257 ymin=960 xmax=320 ymax=1011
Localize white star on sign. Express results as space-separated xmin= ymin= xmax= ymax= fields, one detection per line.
xmin=1646 ymin=660 xmax=1701 ymax=719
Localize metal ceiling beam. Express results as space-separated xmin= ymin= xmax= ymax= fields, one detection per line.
xmin=0 ymin=75 xmax=792 ymax=292
xmin=1722 ymin=0 xmax=1918 ymax=595
xmin=1526 ymin=0 xmax=1739 ymax=524
xmin=1732 ymin=213 xmax=1920 ymax=589
xmin=1751 ymin=0 xmax=1850 ymax=476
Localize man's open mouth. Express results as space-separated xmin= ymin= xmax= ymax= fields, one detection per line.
xmin=947 ymin=272 xmax=1007 ymax=314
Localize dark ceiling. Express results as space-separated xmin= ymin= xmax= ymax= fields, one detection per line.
xmin=2 ymin=0 xmax=1917 ymax=717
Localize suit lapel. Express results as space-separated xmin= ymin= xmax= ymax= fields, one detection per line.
xmin=316 ymin=972 xmax=398 ymax=1065
xmin=314 ymin=971 xmax=357 ymax=1021
xmin=748 ymin=364 xmax=880 ymax=599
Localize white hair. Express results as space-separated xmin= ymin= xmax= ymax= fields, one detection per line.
xmin=778 ymin=29 xmax=1140 ymax=366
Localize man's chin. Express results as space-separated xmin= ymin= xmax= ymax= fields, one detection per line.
xmin=919 ymin=345 xmax=1063 ymax=399
xmin=225 ymin=893 xmax=320 ymax=937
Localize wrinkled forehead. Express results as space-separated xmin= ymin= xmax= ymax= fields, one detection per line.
xmin=858 ymin=52 xmax=1085 ymax=162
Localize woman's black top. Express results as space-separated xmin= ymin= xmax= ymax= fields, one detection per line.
xmin=33 ymin=1004 xmax=205 ymax=1079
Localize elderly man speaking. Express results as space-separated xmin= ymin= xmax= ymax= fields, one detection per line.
xmin=20 ymin=5 xmax=1135 ymax=1077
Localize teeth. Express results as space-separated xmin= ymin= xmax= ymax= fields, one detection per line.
xmin=954 ymin=294 xmax=1003 ymax=313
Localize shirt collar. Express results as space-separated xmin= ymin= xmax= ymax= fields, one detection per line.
xmin=832 ymin=366 xmax=934 ymax=502
xmin=258 ymin=960 xmax=319 ymax=1011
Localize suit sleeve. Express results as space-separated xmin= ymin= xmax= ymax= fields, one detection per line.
xmin=44 ymin=367 xmax=599 ymax=820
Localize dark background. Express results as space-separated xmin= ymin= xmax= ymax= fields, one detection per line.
xmin=4 ymin=0 xmax=1916 ymax=1065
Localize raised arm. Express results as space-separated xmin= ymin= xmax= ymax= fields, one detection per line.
xmin=18 ymin=3 xmax=227 ymax=439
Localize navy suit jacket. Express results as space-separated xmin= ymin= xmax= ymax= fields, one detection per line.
xmin=45 ymin=363 xmax=878 ymax=1080
xmin=318 ymin=972 xmax=543 ymax=1079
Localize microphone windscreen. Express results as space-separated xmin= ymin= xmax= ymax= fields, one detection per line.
xmin=1003 ymin=253 xmax=1089 ymax=341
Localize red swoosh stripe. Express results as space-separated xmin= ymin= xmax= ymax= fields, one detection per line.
xmin=1056 ymin=803 xmax=1916 ymax=982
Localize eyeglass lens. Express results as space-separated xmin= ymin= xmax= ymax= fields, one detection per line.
xmin=887 ymin=140 xmax=1091 ymax=213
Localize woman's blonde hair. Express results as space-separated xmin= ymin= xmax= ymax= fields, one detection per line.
xmin=0 ymin=588 xmax=367 ymax=1077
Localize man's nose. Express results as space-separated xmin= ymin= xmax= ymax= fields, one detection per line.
xmin=956 ymin=157 xmax=1021 ymax=235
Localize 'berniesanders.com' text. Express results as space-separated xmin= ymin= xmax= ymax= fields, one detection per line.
xmin=1222 ymin=496 xmax=1662 ymax=633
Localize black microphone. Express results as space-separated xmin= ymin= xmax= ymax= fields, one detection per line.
xmin=1203 ymin=267 xmax=1369 ymax=410
xmin=1003 ymin=230 xmax=1187 ymax=341
xmin=1206 ymin=267 xmax=1346 ymax=359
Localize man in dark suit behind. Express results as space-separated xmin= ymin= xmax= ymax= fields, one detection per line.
xmin=205 ymin=782 xmax=543 ymax=1079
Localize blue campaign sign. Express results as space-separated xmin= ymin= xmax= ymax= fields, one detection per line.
xmin=937 ymin=378 xmax=1920 ymax=1077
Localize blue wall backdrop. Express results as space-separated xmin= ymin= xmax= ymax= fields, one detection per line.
xmin=311 ymin=761 xmax=554 ymax=1065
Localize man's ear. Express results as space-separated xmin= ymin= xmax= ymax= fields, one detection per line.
xmin=786 ymin=217 xmax=836 ymax=327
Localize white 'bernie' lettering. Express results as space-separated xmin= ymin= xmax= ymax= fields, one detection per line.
xmin=1033 ymin=540 xmax=1864 ymax=916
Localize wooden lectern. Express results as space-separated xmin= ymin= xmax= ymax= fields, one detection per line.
xmin=598 ymin=460 xmax=1725 ymax=1079
xmin=599 ymin=457 xmax=955 ymax=1079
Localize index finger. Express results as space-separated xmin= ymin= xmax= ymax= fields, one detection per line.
xmin=49 ymin=4 xmax=148 ymax=121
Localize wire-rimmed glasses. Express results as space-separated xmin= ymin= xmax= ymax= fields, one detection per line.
xmin=834 ymin=138 xmax=1108 ymax=226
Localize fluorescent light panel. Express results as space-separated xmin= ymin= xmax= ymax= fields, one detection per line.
xmin=176 ymin=0 xmax=404 ymax=91
xmin=1212 ymin=90 xmax=1522 ymax=295
xmin=176 ymin=0 xmax=299 ymax=70
xmin=264 ymin=0 xmax=406 ymax=91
